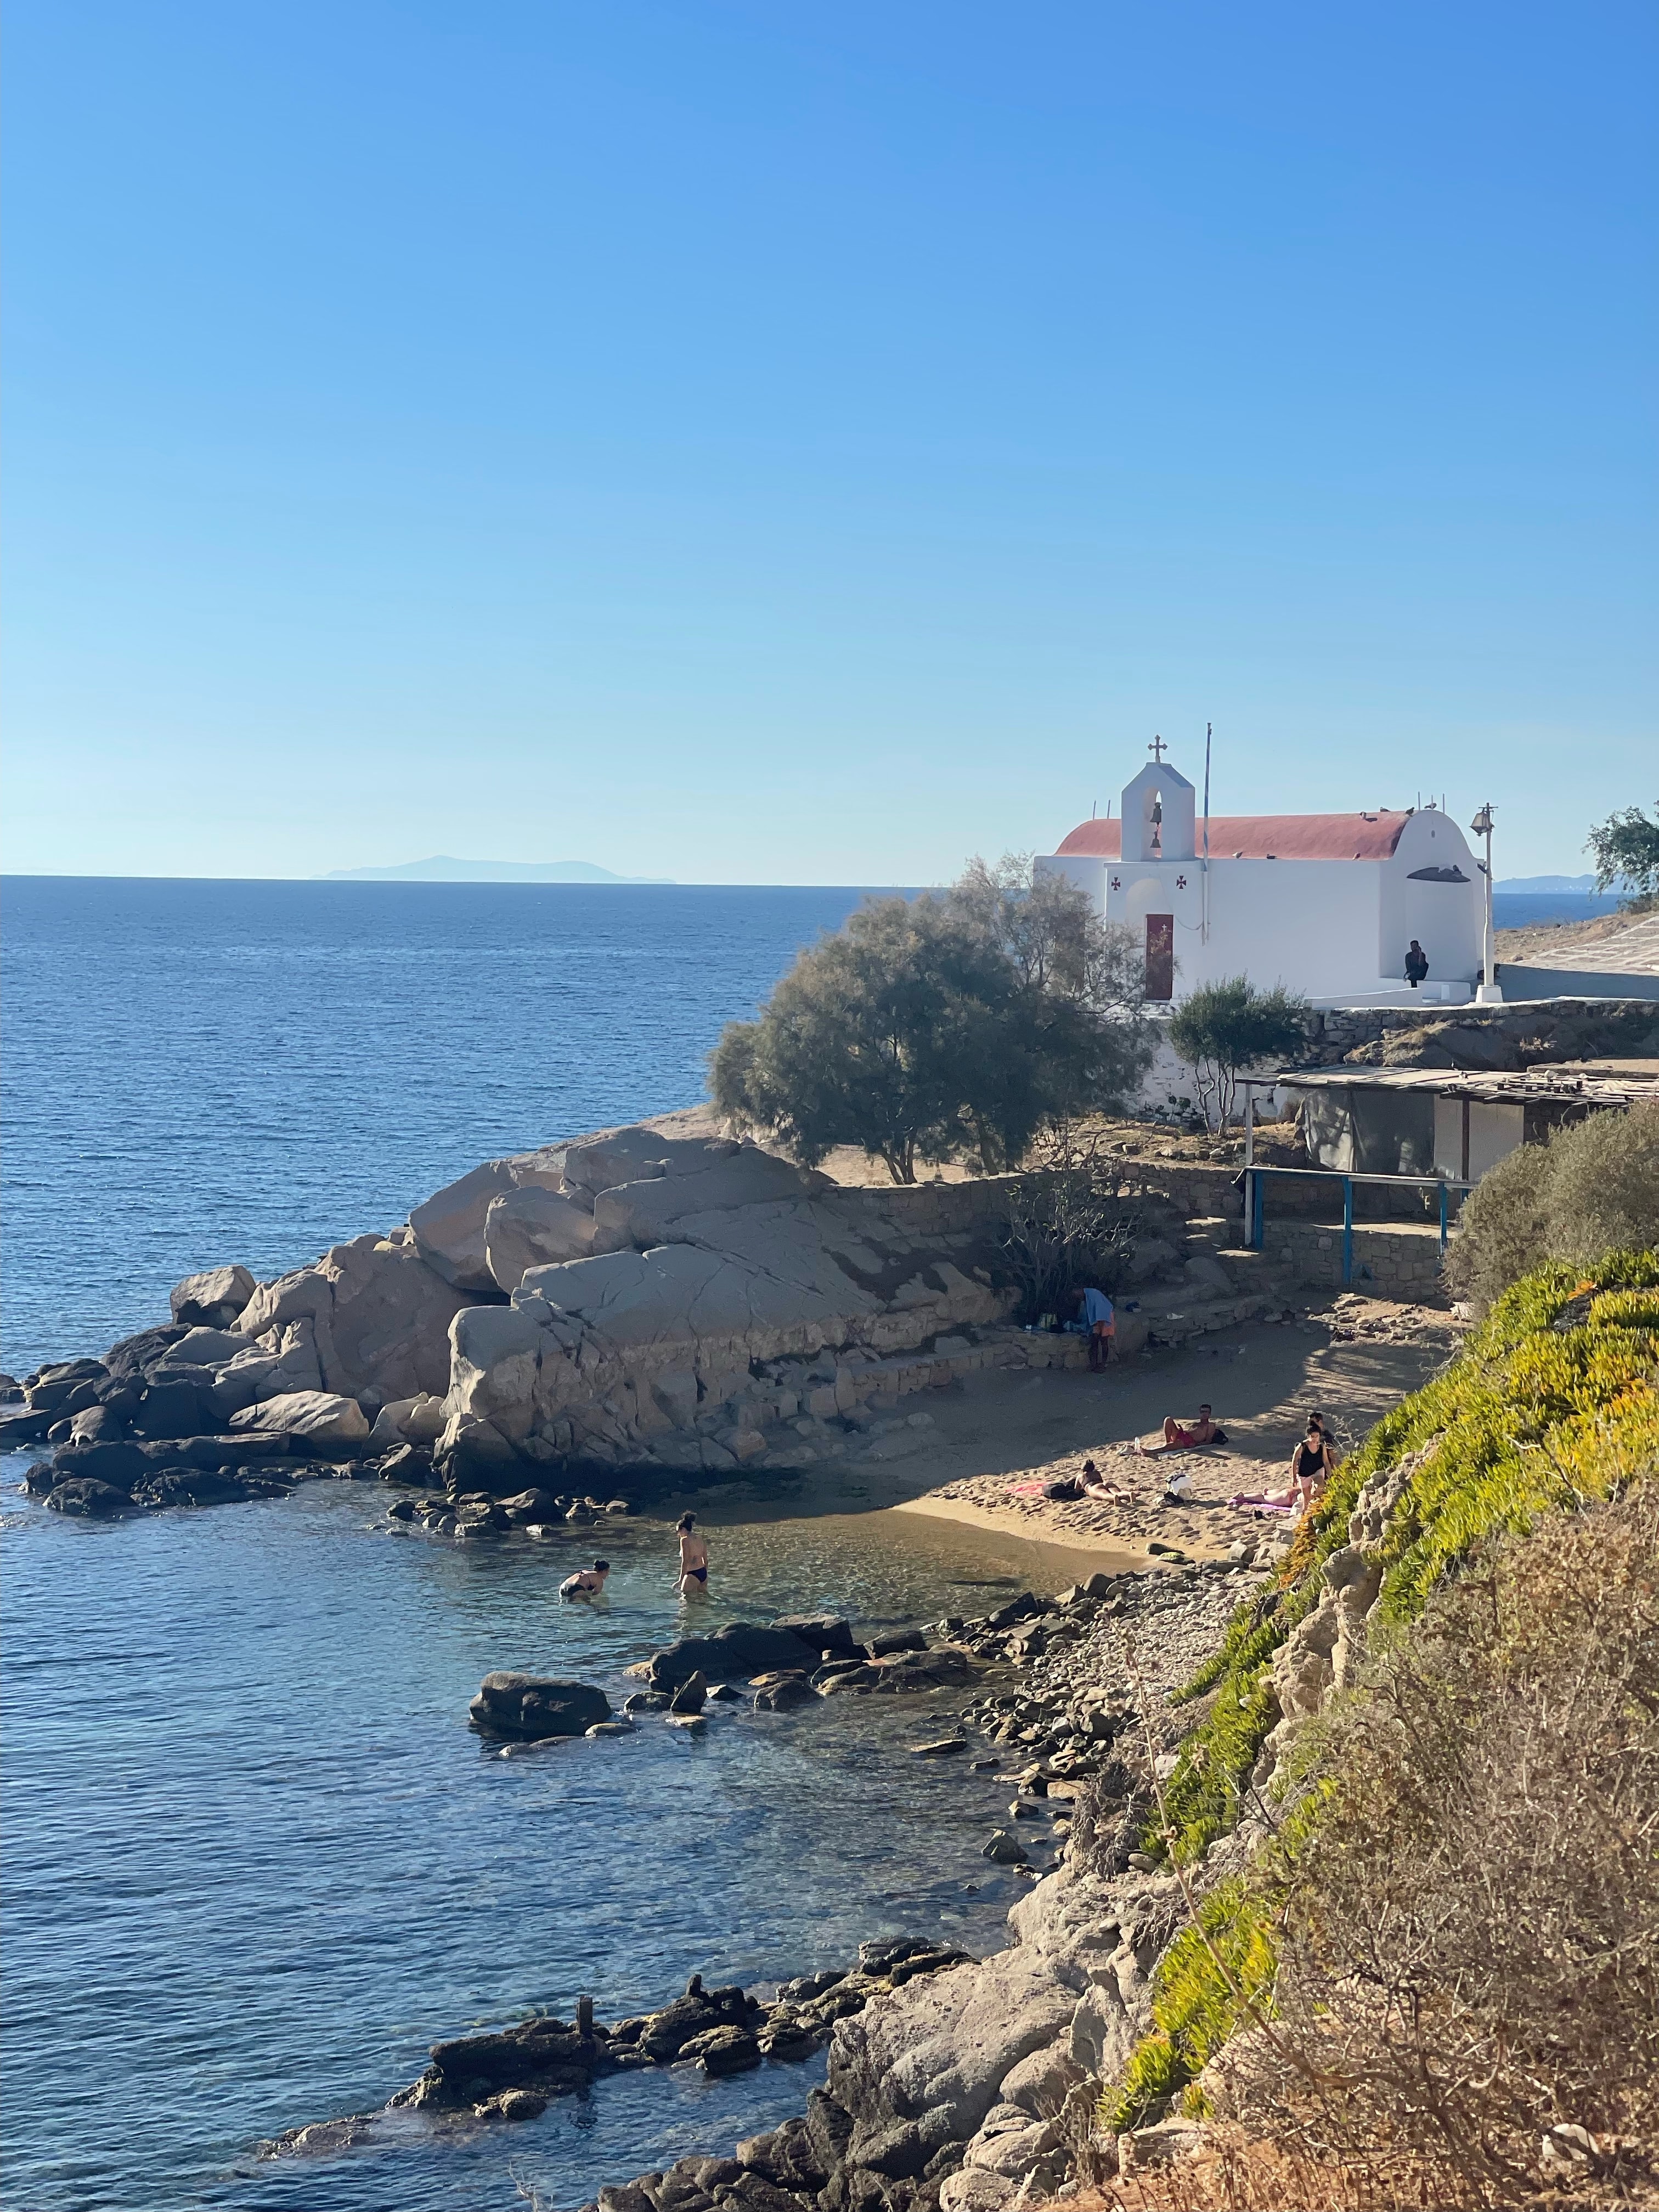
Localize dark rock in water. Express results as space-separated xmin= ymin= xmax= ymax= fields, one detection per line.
xmin=647 ymin=1622 xmax=827 ymax=1690
xmin=132 ymin=1379 xmax=213 ymax=1439
xmin=667 ymin=1670 xmax=708 ymax=1716
xmin=0 ymin=1409 xmax=55 ymax=1448
xmin=771 ymin=1612 xmax=857 ymax=1661
xmin=46 ymin=1477 xmax=136 ymax=1519
xmin=376 ymin=1442 xmax=432 ymax=1486
xmin=469 ymin=1672 xmax=613 ymax=1739
xmin=65 ymin=1404 xmax=131 ymax=1446
xmin=638 ymin=1981 xmax=760 ymax=2062
xmin=131 ymin=1469 xmax=252 ymax=1509
xmin=980 ymin=1827 xmax=1029 ymax=1865
xmin=417 ymin=2015 xmax=605 ymax=2108
xmin=752 ymin=1672 xmax=815 ymax=1712
xmin=622 ymin=1690 xmax=671 ymax=1714
xmin=868 ymin=1629 xmax=928 ymax=1658
xmin=23 ymin=1462 xmax=59 ymax=1497
xmin=680 ymin=2024 xmax=761 ymax=2076
xmin=47 ymin=1438 xmax=150 ymax=1491
xmin=498 ymin=1487 xmax=561 ymax=1525
xmin=101 ymin=1325 xmax=190 ymax=1385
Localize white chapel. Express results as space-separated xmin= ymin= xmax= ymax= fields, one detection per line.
xmin=1036 ymin=743 xmax=1487 ymax=1007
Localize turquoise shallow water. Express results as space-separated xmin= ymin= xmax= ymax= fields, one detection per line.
xmin=0 ymin=878 xmax=1036 ymax=2212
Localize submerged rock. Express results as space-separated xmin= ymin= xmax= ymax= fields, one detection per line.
xmin=45 ymin=1477 xmax=134 ymax=1518
xmin=469 ymin=1673 xmax=613 ymax=1740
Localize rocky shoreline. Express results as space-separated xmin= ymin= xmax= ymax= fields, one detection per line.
xmin=2 ymin=1115 xmax=1314 ymax=1532
xmin=262 ymin=1558 xmax=1254 ymax=2206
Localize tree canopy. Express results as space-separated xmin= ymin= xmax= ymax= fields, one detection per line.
xmin=709 ymin=856 xmax=1150 ymax=1182
xmin=1167 ymin=975 xmax=1309 ymax=1129
xmin=1586 ymin=802 xmax=1659 ymax=905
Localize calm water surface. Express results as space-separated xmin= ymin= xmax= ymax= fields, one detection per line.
xmin=1 ymin=881 xmax=1037 ymax=2212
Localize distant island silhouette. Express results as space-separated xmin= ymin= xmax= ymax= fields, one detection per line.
xmin=323 ymin=857 xmax=673 ymax=884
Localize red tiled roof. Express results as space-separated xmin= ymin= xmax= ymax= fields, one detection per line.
xmin=1053 ymin=811 xmax=1413 ymax=862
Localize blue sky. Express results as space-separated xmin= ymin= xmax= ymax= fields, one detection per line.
xmin=6 ymin=2 xmax=1654 ymax=882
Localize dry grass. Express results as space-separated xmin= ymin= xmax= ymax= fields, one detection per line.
xmin=1178 ymin=1486 xmax=1659 ymax=2209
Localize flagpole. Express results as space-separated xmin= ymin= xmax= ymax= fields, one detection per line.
xmin=1201 ymin=721 xmax=1212 ymax=943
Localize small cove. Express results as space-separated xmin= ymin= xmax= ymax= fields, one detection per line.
xmin=1 ymin=1474 xmax=1080 ymax=2211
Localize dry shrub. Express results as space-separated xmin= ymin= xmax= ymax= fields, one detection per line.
xmin=1217 ymin=1485 xmax=1659 ymax=2208
xmin=1445 ymin=1099 xmax=1659 ymax=1314
xmin=1079 ymin=2128 xmax=1452 ymax=2210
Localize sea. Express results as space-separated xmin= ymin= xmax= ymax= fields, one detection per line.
xmin=2 ymin=878 xmax=1040 ymax=2212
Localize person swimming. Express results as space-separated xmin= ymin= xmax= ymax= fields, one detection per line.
xmin=559 ymin=1559 xmax=611 ymax=1600
xmin=676 ymin=1513 xmax=709 ymax=1597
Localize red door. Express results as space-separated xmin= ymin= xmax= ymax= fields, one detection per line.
xmin=1145 ymin=914 xmax=1175 ymax=1001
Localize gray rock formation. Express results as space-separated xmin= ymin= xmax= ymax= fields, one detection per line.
xmin=170 ymin=1266 xmax=257 ymax=1327
xmin=229 ymin=1390 xmax=372 ymax=1447
xmin=483 ymin=1185 xmax=597 ymax=1289
xmin=469 ymin=1673 xmax=613 ymax=1739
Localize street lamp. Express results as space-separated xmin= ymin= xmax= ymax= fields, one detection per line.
xmin=1470 ymin=803 xmax=1502 ymax=1003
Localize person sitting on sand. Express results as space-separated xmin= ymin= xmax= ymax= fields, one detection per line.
xmin=1074 ymin=1286 xmax=1116 ymax=1372
xmin=1165 ymin=1404 xmax=1218 ymax=1449
xmin=675 ymin=1512 xmax=709 ymax=1598
xmin=559 ymin=1559 xmax=611 ymax=1600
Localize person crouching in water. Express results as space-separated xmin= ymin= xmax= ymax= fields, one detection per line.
xmin=676 ymin=1512 xmax=709 ymax=1598
xmin=1075 ymin=1286 xmax=1116 ymax=1372
xmin=560 ymin=1559 xmax=610 ymax=1600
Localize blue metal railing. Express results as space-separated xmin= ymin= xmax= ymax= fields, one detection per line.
xmin=1244 ymin=1165 xmax=1475 ymax=1286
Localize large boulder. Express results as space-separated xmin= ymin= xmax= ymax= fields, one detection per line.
xmin=484 ymin=1186 xmax=597 ymax=1291
xmin=588 ymin=1145 xmax=828 ymax=1255
xmin=170 ymin=1265 xmax=257 ymax=1328
xmin=229 ymin=1391 xmax=371 ymax=1448
xmin=410 ymin=1152 xmax=569 ymax=1293
xmin=46 ymin=1477 xmax=136 ymax=1518
xmin=131 ymin=1377 xmax=214 ymax=1438
xmin=646 ymin=1622 xmax=827 ymax=1690
xmin=236 ymin=1236 xmax=476 ymax=1402
xmin=469 ymin=1673 xmax=613 ymax=1739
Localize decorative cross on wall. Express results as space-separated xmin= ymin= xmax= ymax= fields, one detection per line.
xmin=1175 ymin=874 xmax=1188 ymax=888
xmin=1148 ymin=735 xmax=1168 ymax=762
xmin=1110 ymin=875 xmax=1122 ymax=890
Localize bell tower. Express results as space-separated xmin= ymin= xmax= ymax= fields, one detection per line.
xmin=1119 ymin=742 xmax=1195 ymax=864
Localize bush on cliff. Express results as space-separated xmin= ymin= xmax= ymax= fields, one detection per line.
xmin=1443 ymin=1098 xmax=1659 ymax=1316
xmin=710 ymin=856 xmax=1150 ymax=1183
xmin=1097 ymin=1249 xmax=1659 ymax=2164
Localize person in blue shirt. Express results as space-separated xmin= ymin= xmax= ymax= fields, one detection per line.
xmin=1075 ymin=1286 xmax=1116 ymax=1372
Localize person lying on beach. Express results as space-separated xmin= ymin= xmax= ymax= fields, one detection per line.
xmin=1138 ymin=1406 xmax=1226 ymax=1454
xmin=676 ymin=1512 xmax=709 ymax=1597
xmin=559 ymin=1559 xmax=611 ymax=1599
xmin=1042 ymin=1458 xmax=1134 ymax=1504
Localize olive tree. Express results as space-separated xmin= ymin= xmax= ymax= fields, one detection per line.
xmin=710 ymin=856 xmax=1150 ymax=1183
xmin=1167 ymin=975 xmax=1309 ymax=1130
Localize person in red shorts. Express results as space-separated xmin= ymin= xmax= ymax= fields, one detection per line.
xmin=1162 ymin=1403 xmax=1217 ymax=1449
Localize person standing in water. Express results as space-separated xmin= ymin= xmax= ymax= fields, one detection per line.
xmin=675 ymin=1512 xmax=709 ymax=1598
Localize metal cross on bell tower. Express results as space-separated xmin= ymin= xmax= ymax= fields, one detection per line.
xmin=1148 ymin=734 xmax=1168 ymax=763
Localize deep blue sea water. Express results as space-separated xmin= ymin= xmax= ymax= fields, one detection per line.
xmin=1 ymin=880 xmax=1039 ymax=2212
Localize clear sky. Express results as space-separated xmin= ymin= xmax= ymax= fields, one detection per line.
xmin=6 ymin=2 xmax=1655 ymax=883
